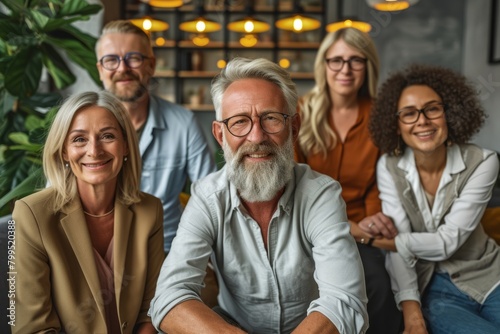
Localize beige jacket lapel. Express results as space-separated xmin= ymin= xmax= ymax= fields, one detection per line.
xmin=113 ymin=199 xmax=133 ymax=318
xmin=59 ymin=198 xmax=106 ymax=322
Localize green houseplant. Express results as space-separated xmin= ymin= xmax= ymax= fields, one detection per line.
xmin=0 ymin=0 xmax=102 ymax=216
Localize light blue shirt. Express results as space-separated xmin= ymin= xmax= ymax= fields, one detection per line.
xmin=150 ymin=163 xmax=368 ymax=334
xmin=139 ymin=95 xmax=216 ymax=252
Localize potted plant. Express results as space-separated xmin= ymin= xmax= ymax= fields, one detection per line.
xmin=0 ymin=0 xmax=103 ymax=216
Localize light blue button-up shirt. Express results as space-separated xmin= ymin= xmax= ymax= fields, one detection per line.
xmin=150 ymin=163 xmax=368 ymax=333
xmin=139 ymin=95 xmax=216 ymax=252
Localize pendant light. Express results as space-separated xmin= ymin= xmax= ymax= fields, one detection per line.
xmin=227 ymin=2 xmax=270 ymax=47
xmin=326 ymin=0 xmax=371 ymax=33
xmin=366 ymin=0 xmax=420 ymax=11
xmin=275 ymin=0 xmax=321 ymax=33
xmin=179 ymin=1 xmax=221 ymax=46
xmin=326 ymin=19 xmax=371 ymax=33
xmin=130 ymin=3 xmax=169 ymax=32
xmin=145 ymin=0 xmax=185 ymax=8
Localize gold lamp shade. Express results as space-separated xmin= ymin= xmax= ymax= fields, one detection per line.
xmin=275 ymin=15 xmax=321 ymax=33
xmin=227 ymin=17 xmax=270 ymax=34
xmin=130 ymin=3 xmax=169 ymax=32
xmin=179 ymin=17 xmax=221 ymax=33
xmin=130 ymin=16 xmax=169 ymax=32
xmin=365 ymin=0 xmax=419 ymax=11
xmin=326 ymin=19 xmax=371 ymax=33
xmin=145 ymin=0 xmax=184 ymax=8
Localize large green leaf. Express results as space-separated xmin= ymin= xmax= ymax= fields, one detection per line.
xmin=22 ymin=92 xmax=62 ymax=111
xmin=0 ymin=167 xmax=45 ymax=213
xmin=0 ymin=90 xmax=15 ymax=119
xmin=58 ymin=0 xmax=102 ymax=17
xmin=40 ymin=43 xmax=76 ymax=89
xmin=0 ymin=0 xmax=25 ymax=15
xmin=4 ymin=47 xmax=43 ymax=97
xmin=45 ymin=36 xmax=99 ymax=85
xmin=39 ymin=16 xmax=89 ymax=32
xmin=30 ymin=8 xmax=51 ymax=30
xmin=61 ymin=24 xmax=98 ymax=51
xmin=0 ymin=20 xmax=23 ymax=41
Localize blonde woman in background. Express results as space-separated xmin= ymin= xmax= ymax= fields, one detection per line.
xmin=295 ymin=28 xmax=403 ymax=333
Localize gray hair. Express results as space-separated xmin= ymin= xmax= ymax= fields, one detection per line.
xmin=211 ymin=57 xmax=298 ymax=120
xmin=96 ymin=20 xmax=153 ymax=57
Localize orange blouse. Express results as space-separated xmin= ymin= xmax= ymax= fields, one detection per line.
xmin=295 ymin=98 xmax=381 ymax=223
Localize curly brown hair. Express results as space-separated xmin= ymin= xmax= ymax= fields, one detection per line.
xmin=369 ymin=64 xmax=486 ymax=155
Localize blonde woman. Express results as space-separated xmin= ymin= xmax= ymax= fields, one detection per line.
xmin=296 ymin=28 xmax=402 ymax=333
xmin=12 ymin=91 xmax=164 ymax=333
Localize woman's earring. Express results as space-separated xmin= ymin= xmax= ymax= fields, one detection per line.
xmin=124 ymin=157 xmax=128 ymax=162
xmin=446 ymin=138 xmax=453 ymax=147
xmin=65 ymin=162 xmax=69 ymax=168
xmin=393 ymin=136 xmax=402 ymax=157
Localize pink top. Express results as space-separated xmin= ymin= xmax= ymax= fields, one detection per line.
xmin=93 ymin=237 xmax=120 ymax=333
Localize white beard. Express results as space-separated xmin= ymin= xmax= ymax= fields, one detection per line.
xmin=223 ymin=134 xmax=295 ymax=202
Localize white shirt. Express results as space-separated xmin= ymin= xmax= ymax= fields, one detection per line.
xmin=377 ymin=145 xmax=499 ymax=305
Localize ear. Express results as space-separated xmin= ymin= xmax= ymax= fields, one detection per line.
xmin=291 ymin=113 xmax=301 ymax=142
xmin=212 ymin=121 xmax=224 ymax=147
xmin=147 ymin=55 xmax=156 ymax=76
xmin=62 ymin=148 xmax=68 ymax=161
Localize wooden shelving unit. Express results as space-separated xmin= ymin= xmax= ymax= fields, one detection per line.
xmin=125 ymin=0 xmax=328 ymax=111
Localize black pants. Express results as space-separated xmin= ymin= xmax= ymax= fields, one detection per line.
xmin=357 ymin=243 xmax=404 ymax=334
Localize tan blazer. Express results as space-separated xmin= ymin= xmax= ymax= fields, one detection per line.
xmin=11 ymin=188 xmax=165 ymax=333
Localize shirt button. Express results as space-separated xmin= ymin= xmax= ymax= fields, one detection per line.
xmin=451 ymin=273 xmax=460 ymax=279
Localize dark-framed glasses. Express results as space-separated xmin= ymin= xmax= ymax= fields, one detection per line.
xmin=219 ymin=112 xmax=292 ymax=137
xmin=99 ymin=52 xmax=150 ymax=71
xmin=396 ymin=102 xmax=445 ymax=124
xmin=325 ymin=56 xmax=367 ymax=71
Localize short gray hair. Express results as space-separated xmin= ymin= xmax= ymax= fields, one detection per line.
xmin=211 ymin=57 xmax=298 ymax=120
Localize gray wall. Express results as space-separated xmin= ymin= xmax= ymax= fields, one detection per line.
xmin=464 ymin=0 xmax=500 ymax=153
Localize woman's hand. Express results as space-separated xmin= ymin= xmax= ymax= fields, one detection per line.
xmin=358 ymin=212 xmax=398 ymax=239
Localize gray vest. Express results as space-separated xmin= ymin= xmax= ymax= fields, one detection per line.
xmin=386 ymin=144 xmax=500 ymax=303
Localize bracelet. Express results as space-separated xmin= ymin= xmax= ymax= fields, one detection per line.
xmin=360 ymin=237 xmax=375 ymax=246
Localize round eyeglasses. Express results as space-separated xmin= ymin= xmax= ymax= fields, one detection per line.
xmin=218 ymin=112 xmax=292 ymax=137
xmin=325 ymin=57 xmax=367 ymax=71
xmin=396 ymin=102 xmax=445 ymax=124
xmin=99 ymin=52 xmax=150 ymax=71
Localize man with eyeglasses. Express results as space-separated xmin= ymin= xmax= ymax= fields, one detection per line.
xmin=150 ymin=57 xmax=368 ymax=334
xmin=95 ymin=20 xmax=216 ymax=254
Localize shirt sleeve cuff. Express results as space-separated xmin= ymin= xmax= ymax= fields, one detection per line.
xmin=395 ymin=234 xmax=418 ymax=267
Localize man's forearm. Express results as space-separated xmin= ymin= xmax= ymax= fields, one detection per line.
xmin=292 ymin=311 xmax=339 ymax=334
xmin=160 ymin=300 xmax=246 ymax=334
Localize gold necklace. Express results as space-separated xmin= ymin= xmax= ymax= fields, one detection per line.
xmin=83 ymin=208 xmax=115 ymax=218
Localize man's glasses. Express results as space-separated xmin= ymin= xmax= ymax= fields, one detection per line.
xmin=396 ymin=102 xmax=445 ymax=124
xmin=99 ymin=52 xmax=150 ymax=71
xmin=325 ymin=57 xmax=367 ymax=71
xmin=218 ymin=112 xmax=292 ymax=137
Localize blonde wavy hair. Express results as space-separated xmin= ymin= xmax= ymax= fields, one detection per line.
xmin=298 ymin=28 xmax=380 ymax=157
xmin=43 ymin=91 xmax=142 ymax=212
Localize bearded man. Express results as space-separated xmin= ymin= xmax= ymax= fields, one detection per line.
xmin=150 ymin=57 xmax=369 ymax=334
xmin=95 ymin=20 xmax=216 ymax=253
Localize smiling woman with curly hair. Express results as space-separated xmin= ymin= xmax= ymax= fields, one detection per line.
xmin=369 ymin=64 xmax=500 ymax=334
xmin=369 ymin=64 xmax=486 ymax=155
